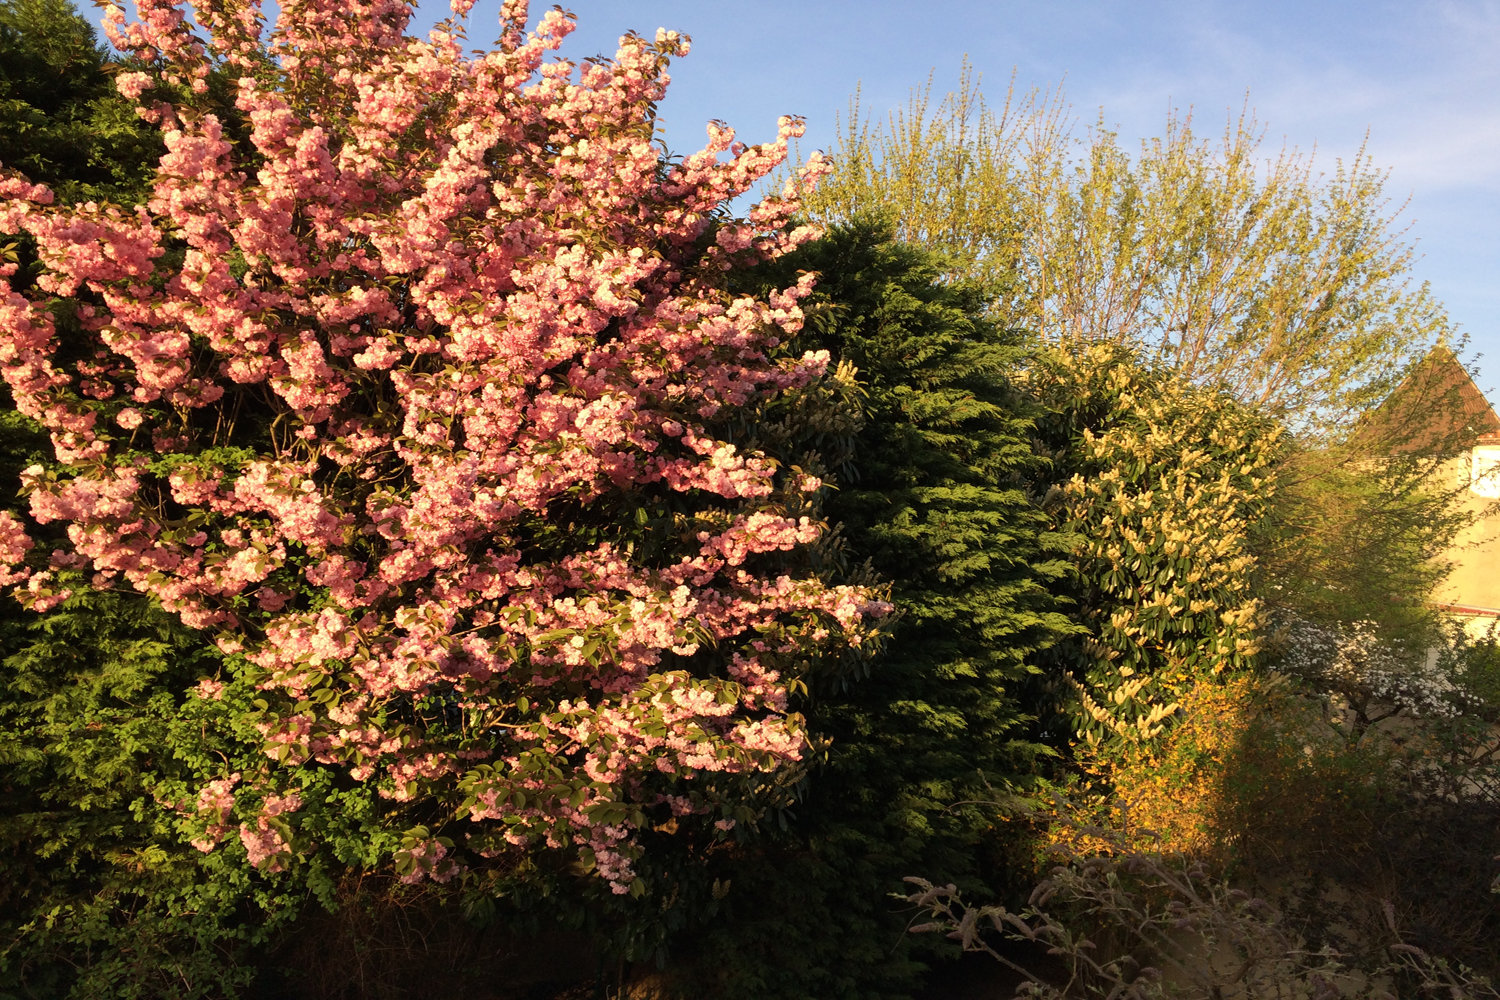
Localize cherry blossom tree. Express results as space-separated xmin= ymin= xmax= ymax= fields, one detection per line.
xmin=0 ymin=0 xmax=885 ymax=895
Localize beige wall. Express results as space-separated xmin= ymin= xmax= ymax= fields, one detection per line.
xmin=1433 ymin=447 xmax=1500 ymax=614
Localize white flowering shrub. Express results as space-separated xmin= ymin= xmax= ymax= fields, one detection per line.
xmin=1273 ymin=616 xmax=1481 ymax=731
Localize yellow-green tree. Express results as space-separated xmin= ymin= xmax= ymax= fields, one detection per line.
xmin=804 ymin=67 xmax=1447 ymax=435
xmin=803 ymin=69 xmax=1474 ymax=650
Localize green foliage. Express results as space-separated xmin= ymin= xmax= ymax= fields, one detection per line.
xmin=0 ymin=0 xmax=159 ymax=206
xmin=0 ymin=9 xmax=264 ymax=991
xmin=778 ymin=63 xmax=1495 ymax=1000
xmin=0 ymin=10 xmax=364 ymax=986
xmin=1027 ymin=343 xmax=1282 ymax=745
xmin=665 ymin=219 xmax=1076 ymax=999
xmin=0 ymin=576 xmax=461 ymax=998
xmin=1456 ymin=626 xmax=1500 ymax=713
xmin=1211 ymin=660 xmax=1500 ymax=988
xmin=1259 ymin=452 xmax=1460 ymax=633
xmin=1257 ymin=345 xmax=1486 ymax=639
xmin=801 ymin=66 xmax=1474 ymax=692
xmin=0 ymin=587 xmax=245 ymax=999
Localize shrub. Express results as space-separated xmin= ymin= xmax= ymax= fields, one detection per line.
xmin=1026 ymin=343 xmax=1282 ymax=747
xmin=906 ymin=814 xmax=1500 ymax=999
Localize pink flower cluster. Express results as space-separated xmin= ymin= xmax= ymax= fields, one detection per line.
xmin=0 ymin=512 xmax=32 ymax=587
xmin=237 ymin=791 xmax=302 ymax=872
xmin=189 ymin=773 xmax=241 ymax=852
xmin=0 ymin=0 xmax=885 ymax=891
xmin=399 ymin=836 xmax=461 ymax=884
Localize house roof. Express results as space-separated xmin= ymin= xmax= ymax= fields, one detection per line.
xmin=1352 ymin=344 xmax=1500 ymax=455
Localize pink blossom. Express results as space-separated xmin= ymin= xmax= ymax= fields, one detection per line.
xmin=0 ymin=512 xmax=33 ymax=587
xmin=194 ymin=677 xmax=226 ymax=699
xmin=0 ymin=0 xmax=880 ymax=895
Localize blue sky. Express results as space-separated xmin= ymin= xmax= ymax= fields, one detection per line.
xmin=459 ymin=0 xmax=1500 ymax=401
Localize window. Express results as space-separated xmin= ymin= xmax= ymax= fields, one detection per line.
xmin=1470 ymin=446 xmax=1500 ymax=498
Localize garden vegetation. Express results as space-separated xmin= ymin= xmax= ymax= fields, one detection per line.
xmin=1 ymin=2 xmax=1496 ymax=998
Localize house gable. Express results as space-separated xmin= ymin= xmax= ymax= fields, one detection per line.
xmin=1354 ymin=344 xmax=1500 ymax=455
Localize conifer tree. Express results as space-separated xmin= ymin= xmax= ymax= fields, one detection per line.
xmin=674 ymin=219 xmax=1076 ymax=1000
xmin=0 ymin=0 xmax=159 ymax=206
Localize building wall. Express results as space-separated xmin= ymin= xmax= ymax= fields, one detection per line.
xmin=1433 ymin=445 xmax=1500 ymax=620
